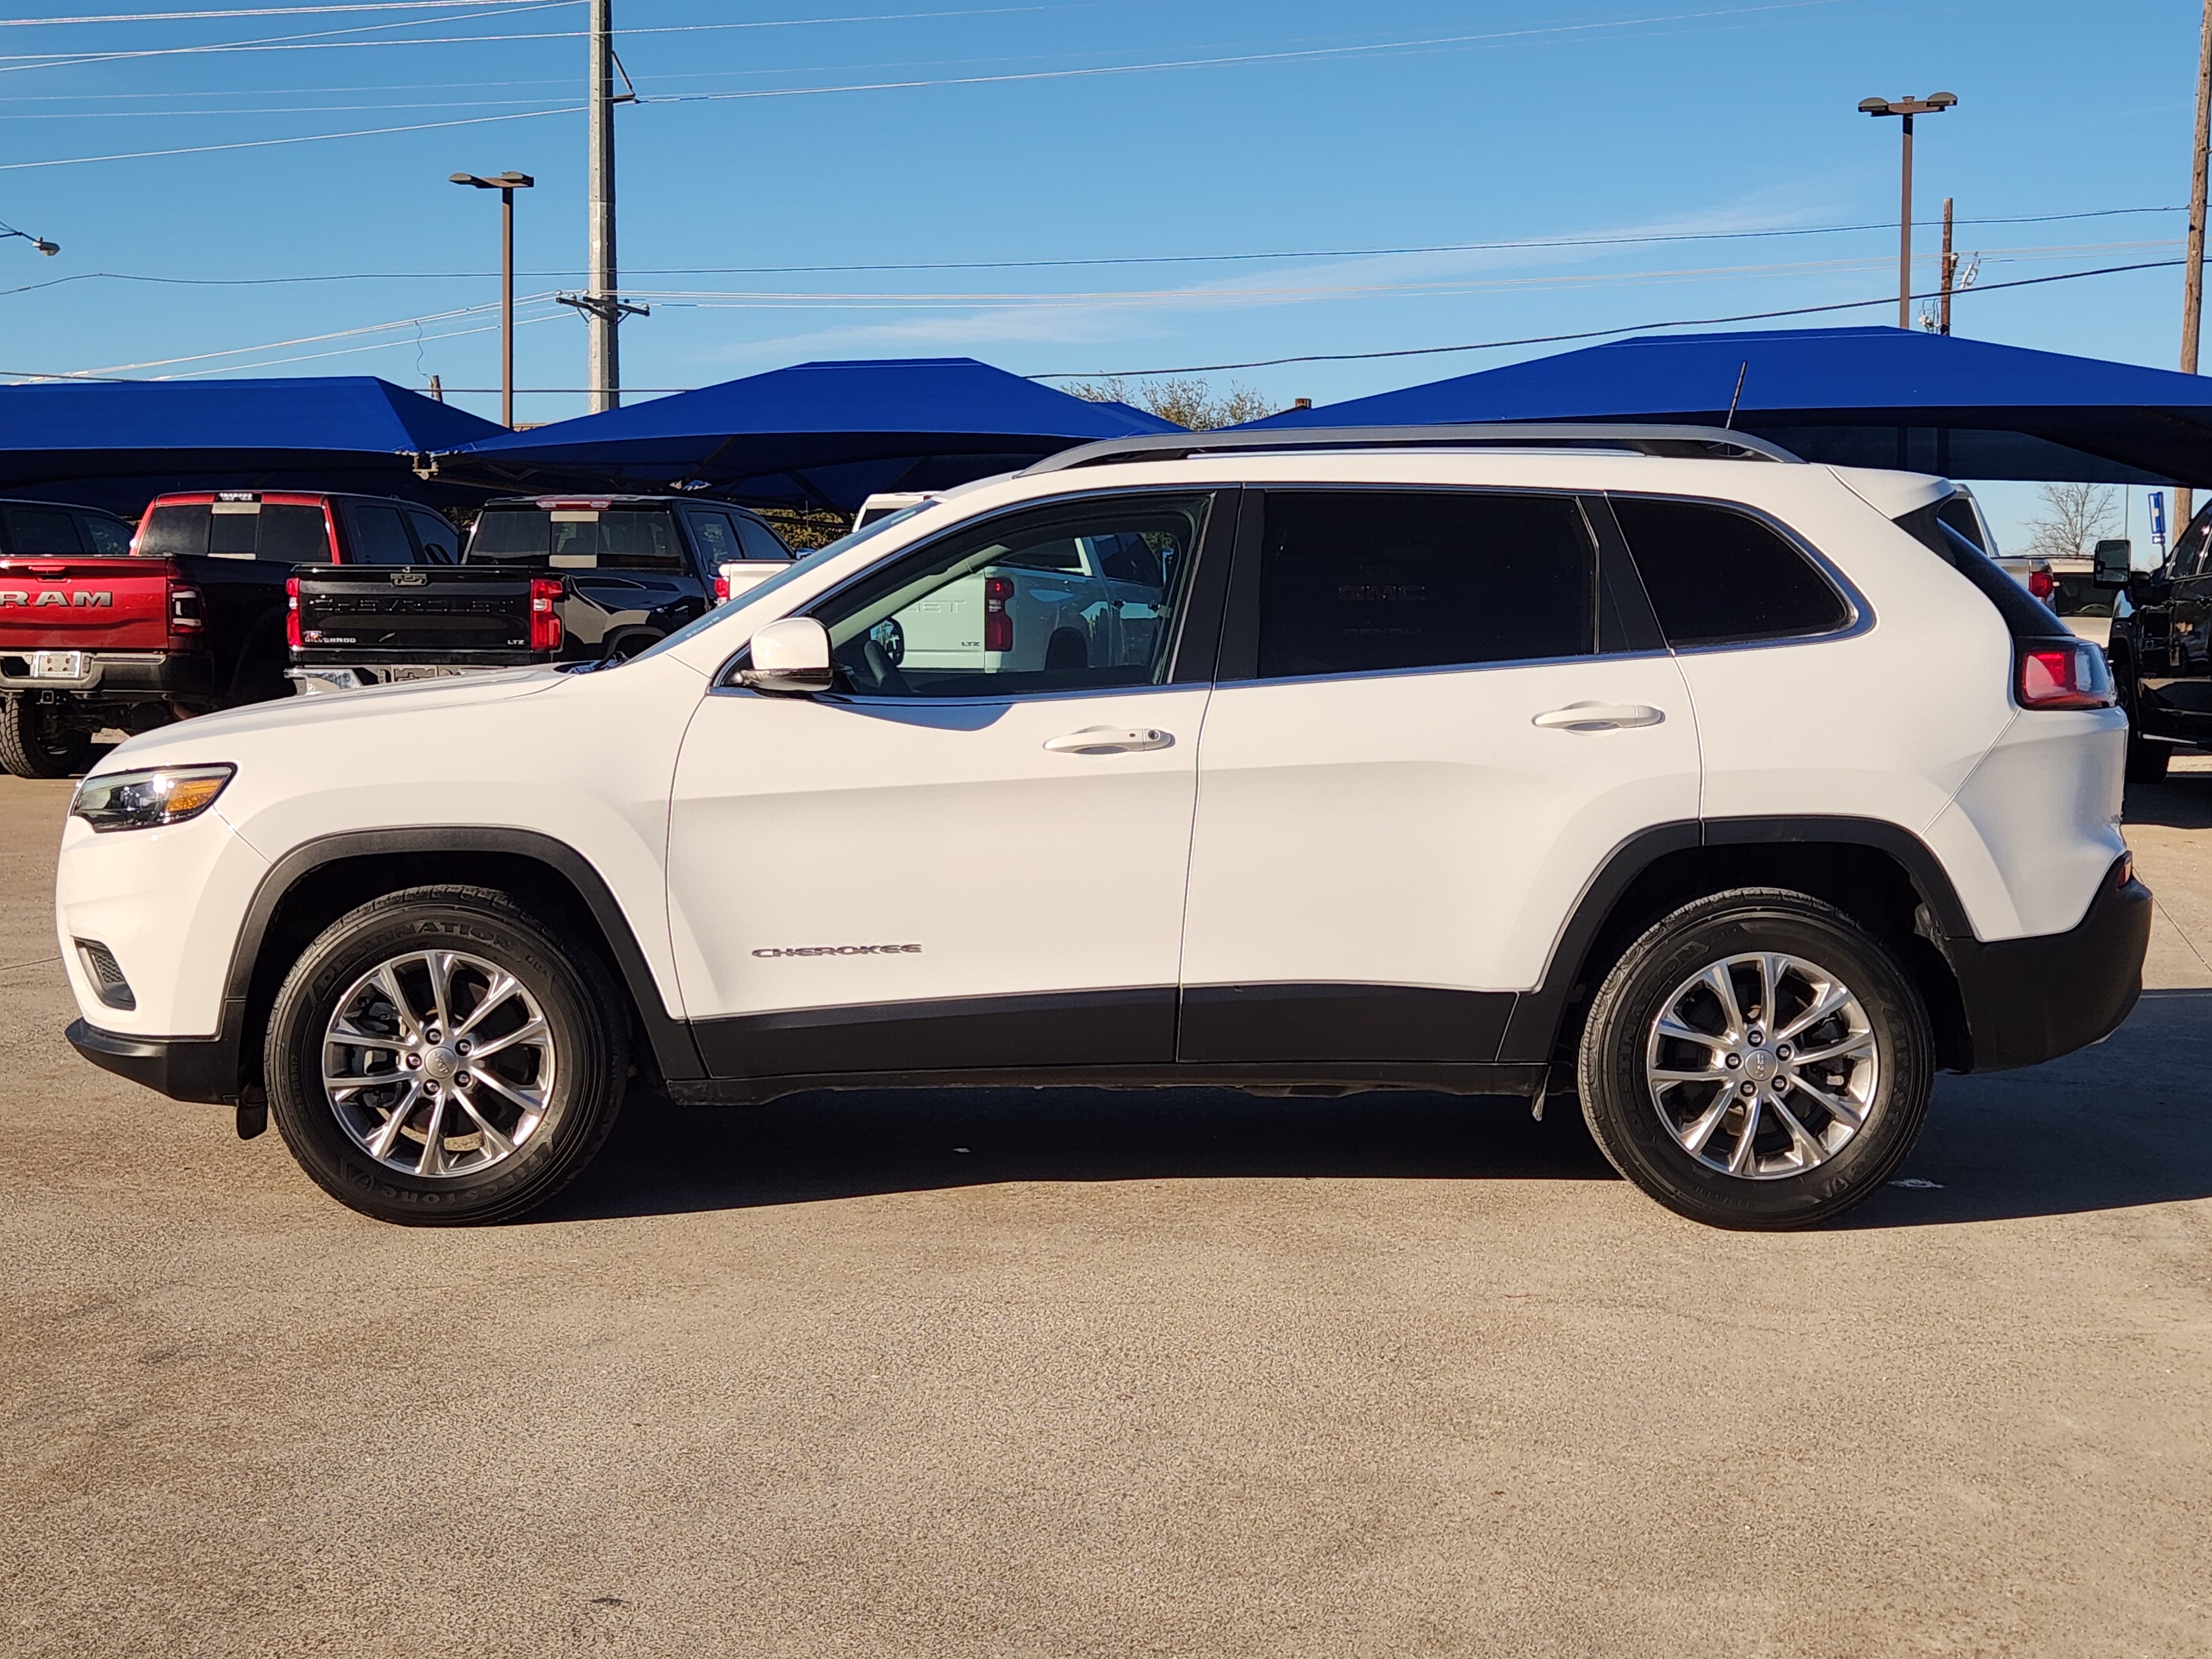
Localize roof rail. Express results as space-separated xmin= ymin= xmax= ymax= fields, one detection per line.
xmin=1018 ymin=422 xmax=1805 ymax=477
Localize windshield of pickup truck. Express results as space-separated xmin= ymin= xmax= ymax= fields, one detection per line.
xmin=468 ymin=507 xmax=683 ymax=570
xmin=618 ymin=502 xmax=937 ymax=670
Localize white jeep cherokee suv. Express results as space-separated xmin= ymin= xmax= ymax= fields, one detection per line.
xmin=55 ymin=426 xmax=2150 ymax=1230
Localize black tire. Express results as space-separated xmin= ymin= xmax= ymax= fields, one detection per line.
xmin=2126 ymin=727 xmax=2171 ymax=783
xmin=0 ymin=692 xmax=95 ymax=779
xmin=265 ymin=885 xmax=628 ymax=1225
xmin=2116 ymin=663 xmax=2171 ymax=783
xmin=1044 ymin=628 xmax=1089 ymax=671
xmin=1576 ymin=888 xmax=1933 ymax=1230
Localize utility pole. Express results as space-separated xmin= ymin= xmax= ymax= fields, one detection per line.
xmin=1939 ymin=196 xmax=1956 ymax=335
xmin=587 ymin=0 xmax=619 ymax=411
xmin=2180 ymin=0 xmax=2211 ymax=525
xmin=451 ymin=170 xmax=534 ymax=429
xmin=1859 ymin=92 xmax=1958 ymax=328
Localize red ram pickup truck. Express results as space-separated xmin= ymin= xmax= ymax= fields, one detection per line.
xmin=0 ymin=489 xmax=457 ymax=777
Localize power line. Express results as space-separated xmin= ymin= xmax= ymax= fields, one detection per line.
xmin=0 ymin=100 xmax=580 ymax=168
xmin=1027 ymin=259 xmax=2189 ymax=378
xmin=6 ymin=207 xmax=2180 ymax=295
xmin=0 ymin=1 xmax=542 ymax=25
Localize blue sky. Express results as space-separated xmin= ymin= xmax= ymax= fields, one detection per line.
xmin=0 ymin=0 xmax=2201 ymax=542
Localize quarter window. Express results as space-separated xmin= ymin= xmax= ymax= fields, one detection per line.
xmin=807 ymin=495 xmax=1208 ymax=698
xmin=1610 ymin=497 xmax=1851 ymax=648
xmin=81 ymin=515 xmax=132 ymax=556
xmin=1254 ymin=489 xmax=1595 ymax=679
xmin=732 ymin=514 xmax=791 ymax=561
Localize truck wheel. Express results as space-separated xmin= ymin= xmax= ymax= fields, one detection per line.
xmin=264 ymin=885 xmax=629 ymax=1225
xmin=1576 ymin=888 xmax=1933 ymax=1230
xmin=1045 ymin=629 xmax=1089 ymax=670
xmin=0 ymin=693 xmax=94 ymax=779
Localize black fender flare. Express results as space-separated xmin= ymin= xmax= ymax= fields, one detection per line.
xmin=1498 ymin=815 xmax=1975 ymax=1065
xmin=213 ymin=826 xmax=704 ymax=1096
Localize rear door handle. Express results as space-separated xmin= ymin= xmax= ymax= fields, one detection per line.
xmin=1532 ymin=702 xmax=1665 ymax=732
xmin=1043 ymin=726 xmax=1174 ymax=754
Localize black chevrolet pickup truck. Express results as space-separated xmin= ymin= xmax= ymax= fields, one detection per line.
xmin=288 ymin=494 xmax=794 ymax=691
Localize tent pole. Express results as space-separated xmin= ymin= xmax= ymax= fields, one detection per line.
xmin=2181 ymin=0 xmax=2211 ymax=525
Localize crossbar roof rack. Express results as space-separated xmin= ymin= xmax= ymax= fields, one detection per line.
xmin=1019 ymin=422 xmax=1805 ymax=477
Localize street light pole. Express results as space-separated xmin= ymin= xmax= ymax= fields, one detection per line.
xmin=451 ymin=170 xmax=534 ymax=429
xmin=1859 ymin=93 xmax=1958 ymax=327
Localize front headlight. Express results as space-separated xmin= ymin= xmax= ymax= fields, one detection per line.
xmin=69 ymin=764 xmax=236 ymax=833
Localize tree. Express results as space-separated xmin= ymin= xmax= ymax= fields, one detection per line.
xmin=1063 ymin=374 xmax=1281 ymax=431
xmin=2023 ymin=481 xmax=2121 ymax=560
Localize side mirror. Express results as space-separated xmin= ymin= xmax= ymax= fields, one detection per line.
xmin=737 ymin=616 xmax=833 ymax=695
xmin=2093 ymin=538 xmax=2132 ymax=588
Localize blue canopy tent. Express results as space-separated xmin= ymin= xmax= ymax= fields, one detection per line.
xmin=434 ymin=356 xmax=1183 ymax=510
xmin=0 ymin=376 xmax=505 ymax=513
xmin=1250 ymin=327 xmax=2212 ymax=486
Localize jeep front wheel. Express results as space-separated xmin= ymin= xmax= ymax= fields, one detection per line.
xmin=264 ymin=885 xmax=628 ymax=1224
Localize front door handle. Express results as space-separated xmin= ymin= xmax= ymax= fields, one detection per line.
xmin=1531 ymin=702 xmax=1665 ymax=732
xmin=1043 ymin=725 xmax=1174 ymax=754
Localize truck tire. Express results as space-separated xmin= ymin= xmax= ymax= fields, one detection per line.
xmin=264 ymin=885 xmax=629 ymax=1226
xmin=1576 ymin=888 xmax=1933 ymax=1230
xmin=0 ymin=693 xmax=95 ymax=779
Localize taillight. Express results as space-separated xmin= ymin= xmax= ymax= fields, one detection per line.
xmin=168 ymin=581 xmax=203 ymax=635
xmin=2028 ymin=566 xmax=2056 ymax=604
xmin=2018 ymin=641 xmax=2115 ymax=710
xmin=712 ymin=573 xmax=730 ymax=606
xmin=284 ymin=576 xmax=301 ymax=648
xmin=983 ymin=575 xmax=1014 ymax=654
xmin=529 ymin=577 xmax=564 ymax=652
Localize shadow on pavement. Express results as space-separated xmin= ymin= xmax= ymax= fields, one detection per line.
xmin=2125 ymin=768 xmax=2212 ymax=830
xmin=542 ymin=993 xmax=2212 ymax=1228
xmin=541 ymin=1082 xmax=1618 ymax=1223
xmin=1848 ymin=988 xmax=2212 ymax=1228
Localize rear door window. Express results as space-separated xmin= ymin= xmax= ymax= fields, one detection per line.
xmin=1610 ymin=496 xmax=1851 ymax=648
xmin=1253 ymin=489 xmax=1596 ymax=679
xmin=686 ymin=509 xmax=742 ymax=565
xmin=259 ymin=504 xmax=330 ymax=562
xmin=80 ymin=514 xmax=132 ymax=556
xmin=4 ymin=507 xmax=85 ymax=555
xmin=404 ymin=510 xmax=460 ymax=562
xmin=346 ymin=504 xmax=418 ymax=566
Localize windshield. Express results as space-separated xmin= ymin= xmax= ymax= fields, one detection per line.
xmin=618 ymin=502 xmax=938 ymax=670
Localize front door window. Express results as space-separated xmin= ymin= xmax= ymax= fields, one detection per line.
xmin=809 ymin=495 xmax=1209 ymax=698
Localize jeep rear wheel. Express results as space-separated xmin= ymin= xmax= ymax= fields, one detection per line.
xmin=0 ymin=693 xmax=95 ymax=779
xmin=264 ymin=885 xmax=628 ymax=1225
xmin=1577 ymin=888 xmax=1933 ymax=1230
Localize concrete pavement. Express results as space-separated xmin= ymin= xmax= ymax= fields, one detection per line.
xmin=2 ymin=767 xmax=2207 ymax=1658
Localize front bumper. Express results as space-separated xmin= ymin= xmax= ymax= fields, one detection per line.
xmin=1949 ymin=855 xmax=2151 ymax=1072
xmin=67 ymin=1016 xmax=242 ymax=1104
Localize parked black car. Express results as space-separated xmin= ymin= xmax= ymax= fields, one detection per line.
xmin=2107 ymin=508 xmax=2210 ymax=781
xmin=288 ymin=494 xmax=792 ymax=689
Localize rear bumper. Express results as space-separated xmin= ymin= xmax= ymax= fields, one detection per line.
xmin=66 ymin=1016 xmax=241 ymax=1104
xmin=1949 ymin=856 xmax=2151 ymax=1072
xmin=0 ymin=651 xmax=211 ymax=702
